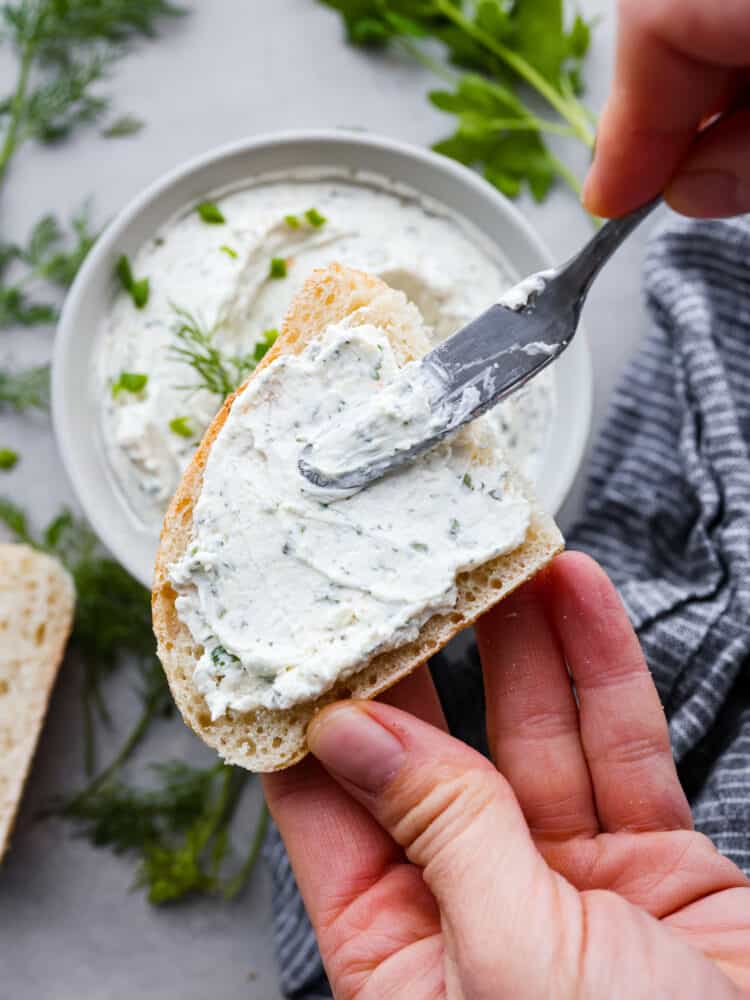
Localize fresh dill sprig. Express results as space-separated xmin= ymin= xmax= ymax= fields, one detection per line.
xmin=0 ymin=363 xmax=50 ymax=411
xmin=0 ymin=204 xmax=98 ymax=328
xmin=0 ymin=0 xmax=186 ymax=191
xmin=169 ymin=306 xmax=258 ymax=399
xmin=63 ymin=761 xmax=267 ymax=904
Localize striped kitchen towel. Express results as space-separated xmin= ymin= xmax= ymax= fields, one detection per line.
xmin=265 ymin=213 xmax=750 ymax=997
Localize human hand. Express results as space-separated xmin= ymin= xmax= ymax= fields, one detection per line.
xmin=583 ymin=0 xmax=750 ymax=219
xmin=264 ymin=552 xmax=750 ymax=999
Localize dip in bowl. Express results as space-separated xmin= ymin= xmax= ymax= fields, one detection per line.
xmin=53 ymin=131 xmax=591 ymax=586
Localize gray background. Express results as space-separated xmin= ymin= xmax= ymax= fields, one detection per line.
xmin=0 ymin=1 xmax=651 ymax=997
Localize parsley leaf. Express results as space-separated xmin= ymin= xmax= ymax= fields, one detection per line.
xmin=317 ymin=0 xmax=596 ymax=204
xmin=196 ymin=201 xmax=226 ymax=225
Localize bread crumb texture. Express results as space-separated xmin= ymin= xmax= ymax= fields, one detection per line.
xmin=0 ymin=544 xmax=74 ymax=859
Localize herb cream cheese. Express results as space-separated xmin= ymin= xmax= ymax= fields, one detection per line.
xmin=169 ymin=319 xmax=531 ymax=716
xmin=95 ymin=173 xmax=556 ymax=531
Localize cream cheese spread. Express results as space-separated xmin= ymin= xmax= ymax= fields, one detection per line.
xmin=95 ymin=173 xmax=556 ymax=531
xmin=169 ymin=320 xmax=531 ymax=716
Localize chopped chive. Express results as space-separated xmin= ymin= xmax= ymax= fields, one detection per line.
xmin=219 ymin=244 xmax=238 ymax=259
xmin=0 ymin=448 xmax=19 ymax=470
xmin=284 ymin=214 xmax=300 ymax=229
xmin=116 ymin=254 xmax=149 ymax=309
xmin=304 ymin=207 xmax=327 ymax=227
xmin=254 ymin=328 xmax=278 ymax=362
xmin=269 ymin=257 xmax=287 ymax=279
xmin=112 ymin=372 xmax=148 ymax=398
xmin=169 ymin=416 xmax=194 ymax=438
xmin=196 ymin=201 xmax=225 ymax=224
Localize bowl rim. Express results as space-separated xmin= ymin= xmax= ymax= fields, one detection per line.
xmin=53 ymin=128 xmax=592 ymax=584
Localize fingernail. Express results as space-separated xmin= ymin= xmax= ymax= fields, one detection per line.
xmin=307 ymin=703 xmax=405 ymax=793
xmin=667 ymin=169 xmax=750 ymax=218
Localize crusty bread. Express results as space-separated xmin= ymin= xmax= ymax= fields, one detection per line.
xmin=153 ymin=264 xmax=563 ymax=772
xmin=0 ymin=544 xmax=75 ymax=860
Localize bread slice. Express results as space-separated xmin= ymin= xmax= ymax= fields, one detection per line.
xmin=0 ymin=544 xmax=75 ymax=860
xmin=153 ymin=264 xmax=563 ymax=772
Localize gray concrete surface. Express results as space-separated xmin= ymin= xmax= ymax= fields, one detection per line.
xmin=0 ymin=2 xmax=651 ymax=997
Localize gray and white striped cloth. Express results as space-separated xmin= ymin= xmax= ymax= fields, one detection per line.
xmin=264 ymin=213 xmax=750 ymax=998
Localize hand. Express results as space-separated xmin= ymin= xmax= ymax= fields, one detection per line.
xmin=583 ymin=0 xmax=750 ymax=218
xmin=264 ymin=553 xmax=750 ymax=999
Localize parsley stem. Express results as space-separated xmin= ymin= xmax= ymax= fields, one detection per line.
xmin=224 ymin=800 xmax=269 ymax=899
xmin=433 ymin=0 xmax=596 ymax=149
xmin=484 ymin=117 xmax=577 ymax=139
xmin=397 ymin=36 xmax=456 ymax=85
xmin=548 ymin=152 xmax=582 ymax=198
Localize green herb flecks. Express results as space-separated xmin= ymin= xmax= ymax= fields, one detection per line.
xmin=102 ymin=113 xmax=144 ymax=138
xmin=269 ymin=256 xmax=287 ymax=279
xmin=0 ymin=364 xmax=50 ymax=411
xmin=116 ymin=254 xmax=149 ymax=309
xmin=0 ymin=448 xmax=19 ymax=469
xmin=0 ymin=205 xmax=97 ymax=328
xmin=254 ymin=328 xmax=278 ymax=362
xmin=304 ymin=207 xmax=327 ymax=227
xmin=111 ymin=371 xmax=148 ymax=397
xmin=463 ymin=472 xmax=474 ymax=489
xmin=196 ymin=201 xmax=225 ymax=225
xmin=219 ymin=244 xmax=237 ymax=259
xmin=317 ymin=0 xmax=596 ymax=206
xmin=449 ymin=517 xmax=460 ymax=536
xmin=0 ymin=0 xmax=186 ymax=194
xmin=169 ymin=415 xmax=194 ymax=438
xmin=284 ymin=213 xmax=300 ymax=229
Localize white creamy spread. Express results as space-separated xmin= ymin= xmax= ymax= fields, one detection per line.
xmin=95 ymin=173 xmax=556 ymax=531
xmin=170 ymin=320 xmax=531 ymax=716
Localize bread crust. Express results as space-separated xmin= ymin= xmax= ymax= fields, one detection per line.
xmin=152 ymin=264 xmax=563 ymax=771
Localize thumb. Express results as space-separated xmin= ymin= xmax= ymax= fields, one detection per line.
xmin=666 ymin=108 xmax=750 ymax=218
xmin=307 ymin=700 xmax=574 ymax=997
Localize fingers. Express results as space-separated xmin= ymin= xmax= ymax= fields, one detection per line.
xmin=378 ymin=663 xmax=448 ymax=732
xmin=263 ymin=756 xmax=402 ymax=932
xmin=583 ymin=0 xmax=750 ymax=217
xmin=476 ymin=574 xmax=599 ymax=840
xmin=666 ymin=108 xmax=750 ymax=217
xmin=544 ymin=552 xmax=693 ymax=833
xmin=307 ymin=700 xmax=577 ymax=993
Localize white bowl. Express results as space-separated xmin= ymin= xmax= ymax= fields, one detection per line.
xmin=53 ymin=130 xmax=592 ymax=588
